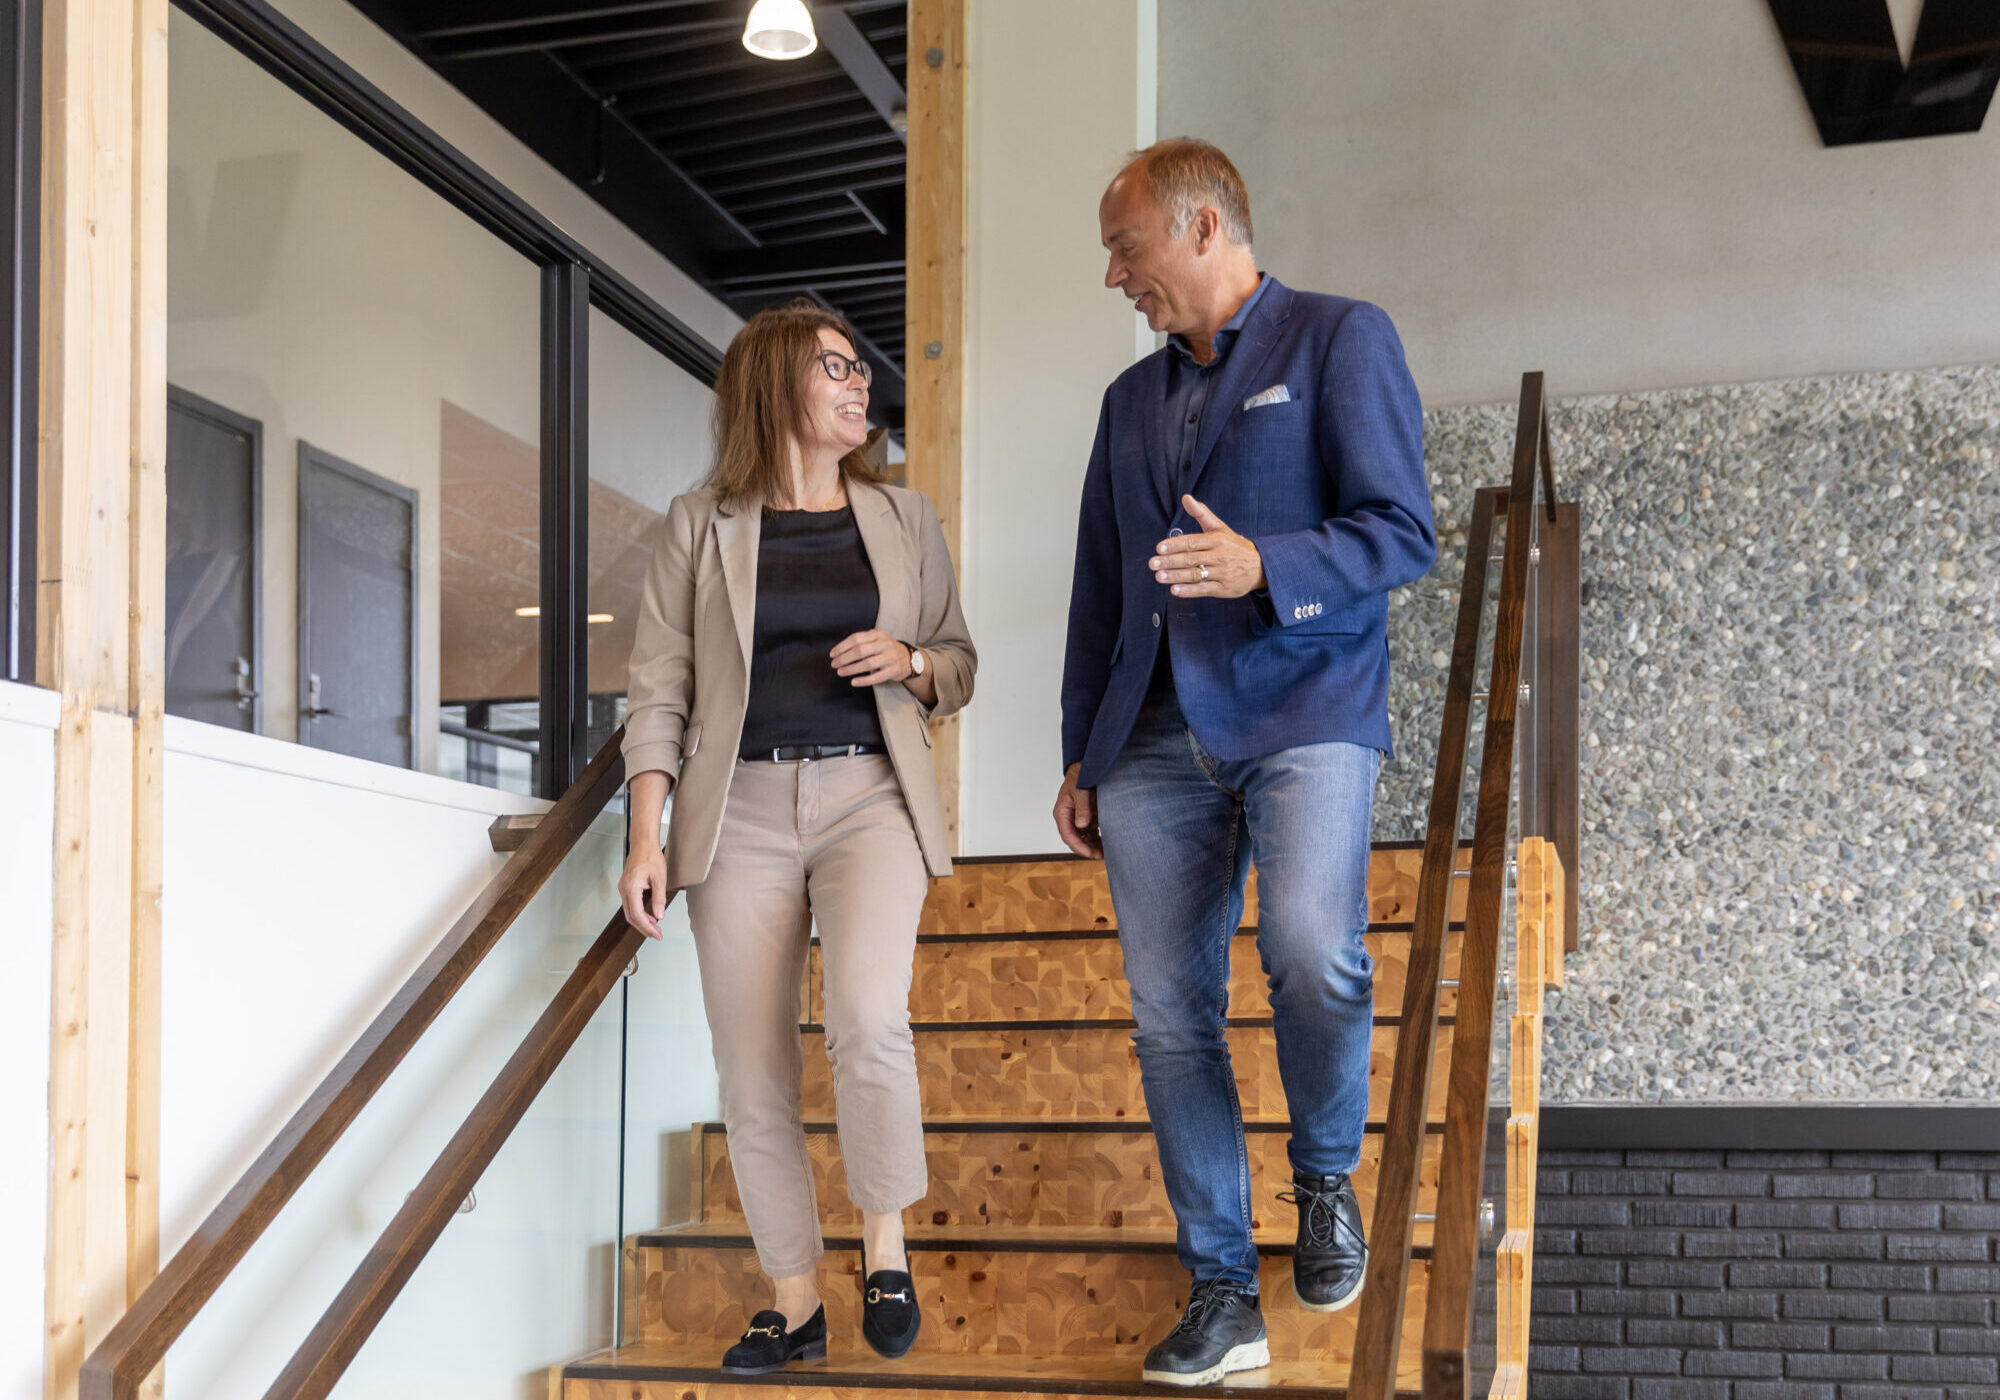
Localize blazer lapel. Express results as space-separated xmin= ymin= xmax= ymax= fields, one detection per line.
xmin=714 ymin=496 xmax=760 ymax=674
xmin=848 ymin=480 xmax=908 ymax=637
xmin=1186 ymin=280 xmax=1292 ymax=500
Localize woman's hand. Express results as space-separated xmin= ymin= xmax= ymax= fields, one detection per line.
xmin=620 ymin=846 xmax=671 ymax=940
xmin=831 ymin=629 xmax=913 ymax=686
xmin=620 ymin=768 xmax=675 ymax=940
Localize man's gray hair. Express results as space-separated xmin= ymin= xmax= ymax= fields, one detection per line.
xmin=1119 ymin=137 xmax=1254 ymax=247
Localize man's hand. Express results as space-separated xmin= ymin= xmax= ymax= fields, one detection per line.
xmin=1150 ymin=495 xmax=1266 ymax=599
xmin=831 ymin=629 xmax=914 ymax=687
xmin=1053 ymin=762 xmax=1103 ymax=859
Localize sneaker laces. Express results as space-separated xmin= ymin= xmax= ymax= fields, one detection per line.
xmin=1169 ymin=1278 xmax=1248 ymax=1337
xmin=1278 ymin=1177 xmax=1366 ymax=1253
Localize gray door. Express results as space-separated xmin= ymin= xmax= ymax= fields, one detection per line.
xmin=165 ymin=387 xmax=262 ymax=731
xmin=297 ymin=443 xmax=417 ymax=767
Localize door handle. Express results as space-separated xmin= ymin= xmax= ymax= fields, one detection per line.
xmin=234 ymin=657 xmax=259 ymax=711
xmin=302 ymin=671 xmax=341 ymax=720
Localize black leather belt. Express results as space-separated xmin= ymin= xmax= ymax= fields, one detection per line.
xmin=749 ymin=743 xmax=887 ymax=762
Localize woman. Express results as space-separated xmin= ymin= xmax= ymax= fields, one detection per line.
xmin=617 ymin=300 xmax=975 ymax=1373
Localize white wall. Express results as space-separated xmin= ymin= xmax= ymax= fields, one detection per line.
xmin=960 ymin=0 xmax=1157 ymax=856
xmin=0 ymin=683 xmax=55 ymax=1400
xmin=159 ymin=720 xmax=715 ymax=1399
xmin=1156 ymin=0 xmax=2000 ymax=409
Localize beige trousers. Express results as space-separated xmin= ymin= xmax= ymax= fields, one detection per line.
xmin=684 ymin=754 xmax=931 ymax=1277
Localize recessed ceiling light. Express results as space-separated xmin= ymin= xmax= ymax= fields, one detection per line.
xmin=514 ymin=606 xmax=540 ymax=618
xmin=743 ymin=0 xmax=816 ymax=60
xmin=588 ymin=613 xmax=614 ymax=624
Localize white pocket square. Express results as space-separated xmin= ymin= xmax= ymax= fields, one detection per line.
xmin=1243 ymin=384 xmax=1291 ymax=410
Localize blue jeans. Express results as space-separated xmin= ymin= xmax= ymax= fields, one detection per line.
xmin=1095 ymin=684 xmax=1380 ymax=1289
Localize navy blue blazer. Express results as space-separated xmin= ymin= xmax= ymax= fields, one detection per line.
xmin=1060 ymin=278 xmax=1436 ymax=789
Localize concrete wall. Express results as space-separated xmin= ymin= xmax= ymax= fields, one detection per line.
xmin=960 ymin=0 xmax=1156 ymax=855
xmin=1156 ymin=0 xmax=2000 ymax=410
xmin=0 ymin=683 xmax=54 ymax=1400
xmin=1395 ymin=365 xmax=2000 ymax=1103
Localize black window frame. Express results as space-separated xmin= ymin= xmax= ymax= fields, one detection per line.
xmin=162 ymin=0 xmax=726 ymax=796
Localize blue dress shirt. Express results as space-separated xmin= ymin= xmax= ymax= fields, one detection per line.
xmin=1163 ymin=274 xmax=1271 ymax=502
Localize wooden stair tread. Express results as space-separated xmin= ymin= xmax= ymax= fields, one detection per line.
xmin=803 ymin=1016 xmax=1434 ymax=1031
xmin=564 ymin=1340 xmax=1423 ymax=1395
xmin=635 ymin=1220 xmax=1435 ymax=1256
xmin=829 ymin=920 xmax=1464 ymax=946
xmin=701 ymin=1119 xmax=1443 ymax=1132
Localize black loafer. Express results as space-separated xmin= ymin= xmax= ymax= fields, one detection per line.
xmin=860 ymin=1267 xmax=922 ymax=1359
xmin=1141 ymin=1278 xmax=1269 ymax=1387
xmin=720 ymin=1305 xmax=827 ymax=1374
xmin=1280 ymin=1171 xmax=1368 ymax=1312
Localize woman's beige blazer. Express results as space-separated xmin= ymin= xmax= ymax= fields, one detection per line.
xmin=622 ymin=478 xmax=976 ymax=885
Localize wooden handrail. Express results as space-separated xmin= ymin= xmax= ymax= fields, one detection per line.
xmin=1422 ymin=374 xmax=1557 ymax=1397
xmin=1349 ymin=485 xmax=1505 ymax=1400
xmin=266 ymin=907 xmax=652 ymax=1400
xmin=81 ymin=728 xmax=630 ymax=1400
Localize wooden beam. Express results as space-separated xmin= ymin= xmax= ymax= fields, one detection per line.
xmin=905 ymin=0 xmax=966 ymax=850
xmin=38 ymin=0 xmax=167 ymax=1395
xmin=125 ymin=14 xmax=168 ymax=1399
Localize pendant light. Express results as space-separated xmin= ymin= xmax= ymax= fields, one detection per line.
xmin=743 ymin=0 xmax=817 ymax=60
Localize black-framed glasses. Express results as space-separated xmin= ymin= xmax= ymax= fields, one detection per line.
xmin=818 ymin=349 xmax=873 ymax=387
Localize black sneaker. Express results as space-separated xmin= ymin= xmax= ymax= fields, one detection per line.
xmin=860 ymin=1267 xmax=922 ymax=1359
xmin=720 ymin=1305 xmax=827 ymax=1374
xmin=1280 ymin=1171 xmax=1368 ymax=1312
xmin=1141 ymin=1278 xmax=1270 ymax=1387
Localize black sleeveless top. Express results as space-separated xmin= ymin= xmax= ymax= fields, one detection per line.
xmin=738 ymin=506 xmax=888 ymax=759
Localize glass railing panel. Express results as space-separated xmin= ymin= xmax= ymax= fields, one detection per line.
xmin=159 ymin=793 xmax=709 ymax=1397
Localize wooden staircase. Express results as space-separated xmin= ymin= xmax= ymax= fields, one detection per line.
xmin=560 ymin=844 xmax=1477 ymax=1400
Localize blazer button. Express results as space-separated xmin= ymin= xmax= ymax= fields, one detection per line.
xmin=1152 ymin=613 xmax=1161 ymax=628
xmin=1293 ymin=606 xmax=1303 ymax=620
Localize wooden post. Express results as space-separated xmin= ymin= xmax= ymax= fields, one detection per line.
xmin=39 ymin=0 xmax=168 ymax=1395
xmin=906 ymin=0 xmax=966 ymax=849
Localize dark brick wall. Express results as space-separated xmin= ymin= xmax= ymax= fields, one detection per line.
xmin=1532 ymin=1149 xmax=2000 ymax=1400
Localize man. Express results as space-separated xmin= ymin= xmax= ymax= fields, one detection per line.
xmin=1054 ymin=139 xmax=1435 ymax=1387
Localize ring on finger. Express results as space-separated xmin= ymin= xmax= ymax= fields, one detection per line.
xmin=1198 ymin=563 xmax=1210 ymax=583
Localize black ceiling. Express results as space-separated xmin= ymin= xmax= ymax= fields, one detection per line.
xmin=350 ymin=0 xmax=910 ymax=429
xmin=1766 ymin=0 xmax=2000 ymax=146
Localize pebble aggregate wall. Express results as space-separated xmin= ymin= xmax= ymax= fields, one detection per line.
xmin=1530 ymin=1148 xmax=2000 ymax=1400
xmin=1378 ymin=365 xmax=2000 ymax=1102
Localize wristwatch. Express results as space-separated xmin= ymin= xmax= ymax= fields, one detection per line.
xmin=907 ymin=644 xmax=927 ymax=677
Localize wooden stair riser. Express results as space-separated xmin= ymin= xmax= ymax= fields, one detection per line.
xmin=800 ymin=1024 xmax=1453 ymax=1122
xmin=635 ymin=1242 xmax=1429 ymax=1365
xmin=697 ymin=1128 xmax=1445 ymax=1231
xmin=918 ymin=848 xmax=1467 ymax=937
xmin=812 ymin=929 xmax=1463 ymax=1025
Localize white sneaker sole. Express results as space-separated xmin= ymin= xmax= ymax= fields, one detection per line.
xmin=1294 ymin=1271 xmax=1364 ymax=1314
xmin=1142 ymin=1337 xmax=1272 ymax=1387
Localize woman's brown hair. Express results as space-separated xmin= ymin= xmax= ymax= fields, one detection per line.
xmin=706 ymin=298 xmax=884 ymax=508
